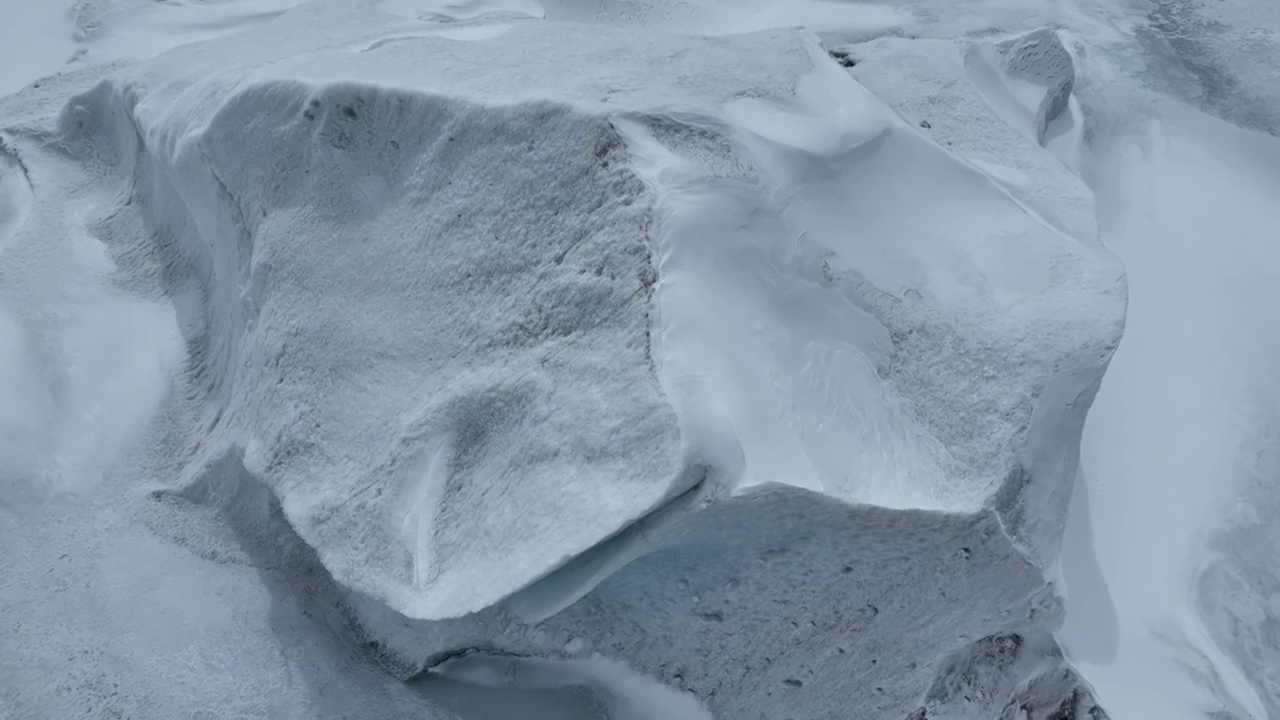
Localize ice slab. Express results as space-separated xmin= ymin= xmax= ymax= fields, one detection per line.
xmin=966 ymin=28 xmax=1078 ymax=147
xmin=17 ymin=3 xmax=1125 ymax=716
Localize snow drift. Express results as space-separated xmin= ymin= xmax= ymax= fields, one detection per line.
xmin=3 ymin=1 xmax=1125 ymax=716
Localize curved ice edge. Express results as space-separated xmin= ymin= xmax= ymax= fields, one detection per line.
xmin=506 ymin=468 xmax=711 ymax=624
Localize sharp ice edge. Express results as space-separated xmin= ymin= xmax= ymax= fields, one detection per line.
xmin=1 ymin=3 xmax=1133 ymax=718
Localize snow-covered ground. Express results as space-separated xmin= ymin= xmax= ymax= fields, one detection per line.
xmin=1058 ymin=8 xmax=1280 ymax=716
xmin=1 ymin=0 xmax=1276 ymax=719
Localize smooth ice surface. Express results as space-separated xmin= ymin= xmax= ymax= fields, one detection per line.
xmin=1061 ymin=101 xmax=1280 ymax=720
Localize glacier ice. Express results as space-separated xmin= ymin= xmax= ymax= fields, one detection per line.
xmin=0 ymin=1 xmax=1143 ymax=718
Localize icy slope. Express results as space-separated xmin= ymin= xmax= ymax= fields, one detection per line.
xmin=1066 ymin=108 xmax=1278 ymax=720
xmin=1057 ymin=18 xmax=1280 ymax=714
xmin=1 ymin=0 xmax=1129 ymax=717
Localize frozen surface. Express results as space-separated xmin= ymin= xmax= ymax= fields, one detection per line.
xmin=2 ymin=0 xmax=1278 ymax=718
xmin=0 ymin=1 xmax=79 ymax=96
xmin=1060 ymin=76 xmax=1280 ymax=720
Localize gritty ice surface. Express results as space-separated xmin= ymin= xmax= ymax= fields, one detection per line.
xmin=3 ymin=0 xmax=1277 ymax=719
xmin=81 ymin=14 xmax=819 ymax=622
xmin=4 ymin=2 xmax=1122 ymax=718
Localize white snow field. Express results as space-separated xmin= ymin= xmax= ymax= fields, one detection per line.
xmin=0 ymin=0 xmax=1276 ymax=719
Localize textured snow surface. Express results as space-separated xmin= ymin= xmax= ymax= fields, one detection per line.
xmin=2 ymin=0 xmax=1277 ymax=718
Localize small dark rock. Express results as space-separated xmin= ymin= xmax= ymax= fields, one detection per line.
xmin=828 ymin=49 xmax=857 ymax=67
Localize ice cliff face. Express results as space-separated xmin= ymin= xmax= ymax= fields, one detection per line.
xmin=2 ymin=1 xmax=1124 ymax=717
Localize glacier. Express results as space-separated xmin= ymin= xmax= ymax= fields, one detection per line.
xmin=2 ymin=0 xmax=1276 ymax=719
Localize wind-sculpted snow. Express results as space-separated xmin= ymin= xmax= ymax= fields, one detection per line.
xmin=846 ymin=35 xmax=1094 ymax=242
xmin=2 ymin=1 xmax=1128 ymax=717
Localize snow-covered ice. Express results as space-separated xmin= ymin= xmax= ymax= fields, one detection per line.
xmin=1059 ymin=67 xmax=1280 ymax=720
xmin=1 ymin=0 xmax=1278 ymax=719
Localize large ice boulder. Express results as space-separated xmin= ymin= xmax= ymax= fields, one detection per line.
xmin=965 ymin=27 xmax=1080 ymax=148
xmin=36 ymin=2 xmax=1124 ymax=716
